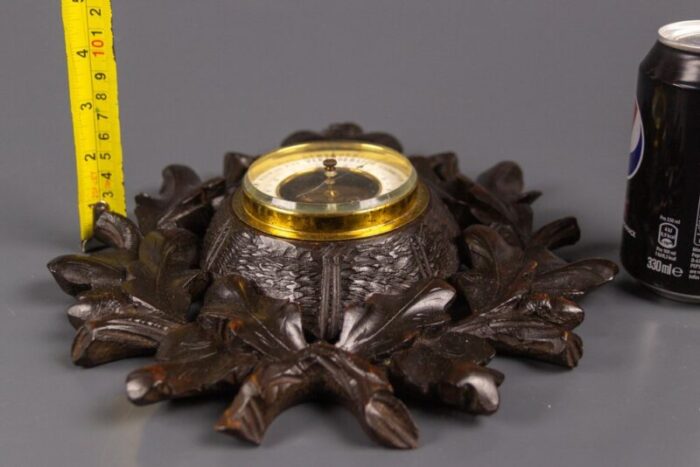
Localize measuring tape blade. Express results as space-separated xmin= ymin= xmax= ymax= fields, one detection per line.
xmin=62 ymin=0 xmax=126 ymax=245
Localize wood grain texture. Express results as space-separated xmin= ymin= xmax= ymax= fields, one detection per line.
xmin=201 ymin=188 xmax=460 ymax=340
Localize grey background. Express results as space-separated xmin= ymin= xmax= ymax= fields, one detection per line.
xmin=1 ymin=1 xmax=699 ymax=466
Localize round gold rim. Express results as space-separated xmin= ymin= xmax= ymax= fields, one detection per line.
xmin=242 ymin=140 xmax=417 ymax=215
xmin=232 ymin=182 xmax=430 ymax=241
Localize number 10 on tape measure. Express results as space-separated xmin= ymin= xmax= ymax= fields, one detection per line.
xmin=62 ymin=0 xmax=126 ymax=244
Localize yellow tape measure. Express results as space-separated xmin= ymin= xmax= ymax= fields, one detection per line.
xmin=62 ymin=0 xmax=126 ymax=244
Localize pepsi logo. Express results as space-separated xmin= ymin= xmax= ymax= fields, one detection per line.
xmin=628 ymin=100 xmax=645 ymax=179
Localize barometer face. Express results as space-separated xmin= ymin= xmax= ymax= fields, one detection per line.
xmin=242 ymin=141 xmax=418 ymax=214
xmin=233 ymin=140 xmax=428 ymax=240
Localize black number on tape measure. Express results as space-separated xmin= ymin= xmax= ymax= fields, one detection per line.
xmin=72 ymin=0 xmax=84 ymax=3
xmin=100 ymin=153 xmax=111 ymax=160
xmin=96 ymin=93 xmax=107 ymax=100
xmin=80 ymin=102 xmax=93 ymax=111
xmin=76 ymin=49 xmax=88 ymax=58
xmin=101 ymin=172 xmax=112 ymax=181
xmin=96 ymin=112 xmax=108 ymax=120
xmin=94 ymin=72 xmax=106 ymax=80
xmin=90 ymin=30 xmax=103 ymax=37
xmin=89 ymin=8 xmax=102 ymax=16
xmin=98 ymin=132 xmax=110 ymax=140
xmin=84 ymin=153 xmax=96 ymax=161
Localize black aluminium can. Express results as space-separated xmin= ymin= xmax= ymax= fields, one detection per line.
xmin=621 ymin=21 xmax=700 ymax=302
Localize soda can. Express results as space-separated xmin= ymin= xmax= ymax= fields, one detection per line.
xmin=621 ymin=20 xmax=700 ymax=302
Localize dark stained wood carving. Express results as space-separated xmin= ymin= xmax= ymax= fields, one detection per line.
xmin=47 ymin=123 xmax=618 ymax=449
xmin=201 ymin=184 xmax=460 ymax=340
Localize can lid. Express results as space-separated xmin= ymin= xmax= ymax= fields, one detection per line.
xmin=659 ymin=20 xmax=700 ymax=53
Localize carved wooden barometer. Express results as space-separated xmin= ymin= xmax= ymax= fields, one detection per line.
xmin=48 ymin=123 xmax=618 ymax=449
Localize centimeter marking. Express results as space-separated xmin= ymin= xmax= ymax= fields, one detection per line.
xmin=62 ymin=0 xmax=126 ymax=243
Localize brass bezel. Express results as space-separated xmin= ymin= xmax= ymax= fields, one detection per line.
xmin=232 ymin=140 xmax=429 ymax=241
xmin=232 ymin=182 xmax=429 ymax=241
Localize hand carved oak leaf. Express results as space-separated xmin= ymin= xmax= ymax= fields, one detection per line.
xmin=457 ymin=162 xmax=535 ymax=246
xmin=477 ymin=161 xmax=541 ymax=205
xmin=223 ymin=152 xmax=257 ymax=193
xmin=216 ymin=343 xmax=419 ymax=449
xmin=451 ymin=222 xmax=617 ymax=368
xmin=64 ymin=286 xmax=177 ymax=366
xmin=528 ymin=216 xmax=581 ymax=252
xmin=389 ymin=332 xmax=503 ymax=414
xmin=66 ymin=287 xmax=140 ymax=328
xmin=123 ymin=229 xmax=208 ymax=319
xmin=90 ymin=208 xmax=143 ymax=253
xmin=167 ymin=275 xmax=419 ymax=448
xmin=49 ymin=211 xmax=210 ymax=367
xmin=47 ymin=250 xmax=133 ymax=296
xmin=71 ymin=312 xmax=178 ymax=367
xmin=532 ymin=260 xmax=619 ymax=298
xmin=525 ymin=217 xmax=618 ymax=296
xmin=47 ymin=209 xmax=140 ymax=295
xmin=337 ymin=278 xmax=455 ymax=360
xmin=197 ymin=275 xmax=307 ymax=356
xmin=409 ymin=153 xmax=474 ymax=228
xmin=135 ymin=165 xmax=226 ymax=236
xmin=456 ymin=225 xmax=538 ymax=314
xmin=126 ymin=323 xmax=258 ymax=405
xmin=466 ymin=184 xmax=535 ymax=247
xmin=410 ymin=157 xmax=540 ymax=244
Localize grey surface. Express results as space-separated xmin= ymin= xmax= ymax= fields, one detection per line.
xmin=1 ymin=1 xmax=699 ymax=466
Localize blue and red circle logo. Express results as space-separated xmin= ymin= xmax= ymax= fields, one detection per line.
xmin=628 ymin=100 xmax=645 ymax=179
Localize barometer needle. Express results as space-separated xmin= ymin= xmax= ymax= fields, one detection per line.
xmin=293 ymin=164 xmax=366 ymax=199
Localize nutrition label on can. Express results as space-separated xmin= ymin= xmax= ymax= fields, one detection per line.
xmin=647 ymin=212 xmax=700 ymax=281
xmin=689 ymin=197 xmax=700 ymax=280
xmin=646 ymin=215 xmax=684 ymax=278
xmin=689 ymin=248 xmax=700 ymax=280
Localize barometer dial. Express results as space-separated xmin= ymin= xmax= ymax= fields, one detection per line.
xmin=233 ymin=141 xmax=428 ymax=240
